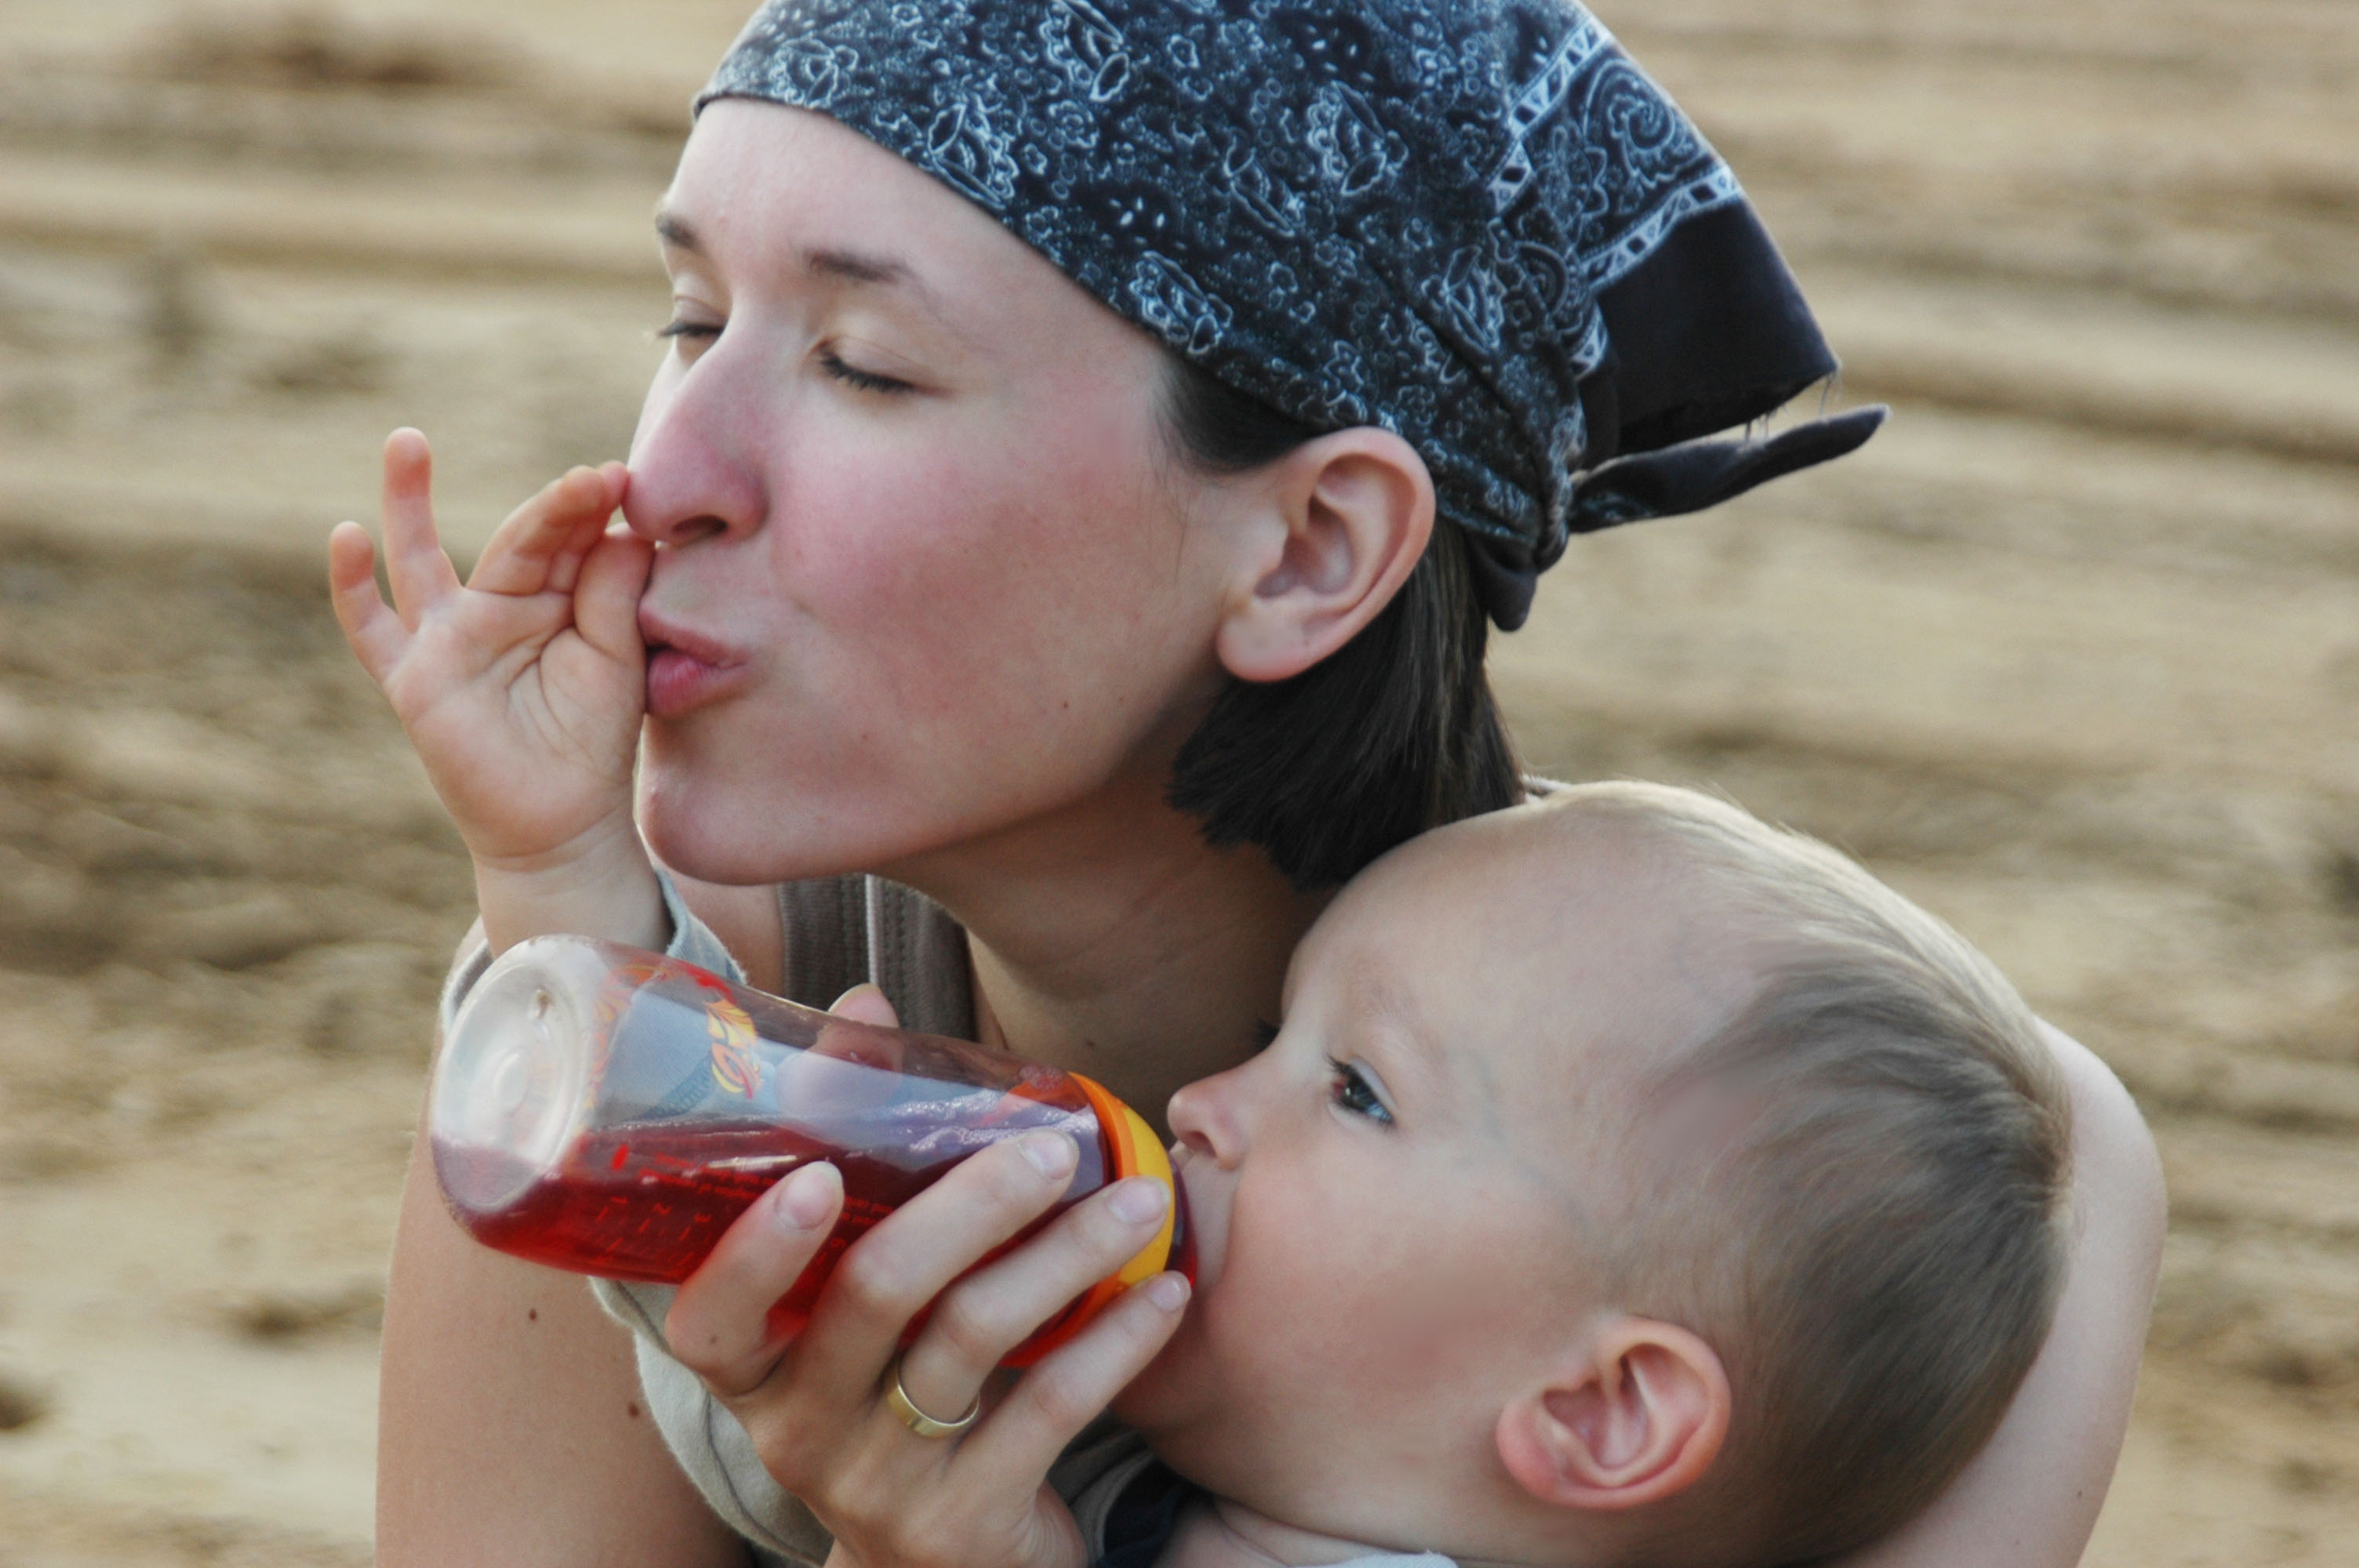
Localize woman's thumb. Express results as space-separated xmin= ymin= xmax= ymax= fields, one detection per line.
xmin=827 ymin=982 xmax=901 ymax=1029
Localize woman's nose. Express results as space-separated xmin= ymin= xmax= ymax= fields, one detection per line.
xmin=1166 ymin=1067 xmax=1249 ymax=1171
xmin=621 ymin=349 xmax=769 ymax=547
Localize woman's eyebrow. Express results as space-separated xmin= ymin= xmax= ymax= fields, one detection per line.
xmin=654 ymin=207 xmax=950 ymax=321
xmin=803 ymin=246 xmax=909 ymax=287
xmin=801 ymin=247 xmax=956 ymax=331
xmin=654 ymin=208 xmax=700 ymax=252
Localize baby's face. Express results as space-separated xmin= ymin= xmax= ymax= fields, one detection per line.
xmin=1115 ymin=805 xmax=1754 ymax=1552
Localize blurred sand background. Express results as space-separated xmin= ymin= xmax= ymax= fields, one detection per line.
xmin=0 ymin=1 xmax=2355 ymax=1563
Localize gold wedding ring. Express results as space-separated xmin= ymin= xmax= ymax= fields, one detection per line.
xmin=884 ymin=1359 xmax=981 ymax=1439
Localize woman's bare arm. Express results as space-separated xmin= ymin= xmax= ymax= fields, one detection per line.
xmin=376 ymin=882 xmax=783 ymax=1566
xmin=376 ymin=1119 xmax=749 ymax=1566
xmin=1829 ymin=1024 xmax=2166 ymax=1567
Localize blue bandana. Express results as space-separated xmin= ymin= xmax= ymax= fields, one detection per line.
xmin=702 ymin=0 xmax=1884 ymax=629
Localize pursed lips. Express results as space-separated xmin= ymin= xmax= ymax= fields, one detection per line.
xmin=638 ymin=608 xmax=751 ymax=719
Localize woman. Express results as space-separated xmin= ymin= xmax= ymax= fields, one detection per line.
xmin=348 ymin=3 xmax=2164 ymax=1565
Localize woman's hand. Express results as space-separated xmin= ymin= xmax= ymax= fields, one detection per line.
xmin=329 ymin=429 xmax=662 ymax=949
xmin=665 ymin=987 xmax=1192 ymax=1568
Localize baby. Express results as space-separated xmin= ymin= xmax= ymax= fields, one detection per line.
xmin=1023 ymin=781 xmax=2071 ymax=1568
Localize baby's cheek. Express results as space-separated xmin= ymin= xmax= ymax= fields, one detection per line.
xmin=1208 ymin=1211 xmax=1414 ymax=1399
xmin=1238 ymin=1181 xmax=1549 ymax=1411
xmin=1107 ymin=1311 xmax=1212 ymax=1434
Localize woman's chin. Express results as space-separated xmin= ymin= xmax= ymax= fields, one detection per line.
xmin=638 ymin=774 xmax=888 ymax=888
xmin=636 ymin=777 xmax=749 ymax=884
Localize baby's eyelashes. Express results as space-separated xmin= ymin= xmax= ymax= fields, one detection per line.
xmin=1327 ymin=1058 xmax=1394 ymax=1127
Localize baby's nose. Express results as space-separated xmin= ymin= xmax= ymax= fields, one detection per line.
xmin=1165 ymin=1072 xmax=1247 ymax=1171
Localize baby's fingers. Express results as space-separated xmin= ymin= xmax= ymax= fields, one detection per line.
xmin=469 ymin=463 xmax=627 ymax=599
xmin=327 ymin=521 xmax=407 ymax=684
xmin=380 ymin=428 xmax=462 ymax=623
xmin=572 ymin=526 xmax=655 ymax=666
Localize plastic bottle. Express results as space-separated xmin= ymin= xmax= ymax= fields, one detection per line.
xmin=430 ymin=934 xmax=1190 ymax=1366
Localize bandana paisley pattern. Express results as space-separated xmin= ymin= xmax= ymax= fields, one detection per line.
xmin=705 ymin=0 xmax=1876 ymax=627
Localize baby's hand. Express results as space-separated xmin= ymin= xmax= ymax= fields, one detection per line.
xmin=329 ymin=430 xmax=661 ymax=949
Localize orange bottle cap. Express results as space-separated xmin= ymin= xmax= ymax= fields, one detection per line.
xmin=1009 ymin=1073 xmax=1176 ymax=1364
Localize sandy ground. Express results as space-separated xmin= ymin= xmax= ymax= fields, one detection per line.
xmin=1 ymin=2 xmax=2356 ymax=1563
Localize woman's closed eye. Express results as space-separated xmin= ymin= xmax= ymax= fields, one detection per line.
xmin=817 ymin=347 xmax=918 ymax=396
xmin=656 ymin=317 xmax=721 ymax=357
xmin=652 ymin=321 xmax=919 ymax=397
xmin=1328 ymin=1058 xmax=1394 ymax=1127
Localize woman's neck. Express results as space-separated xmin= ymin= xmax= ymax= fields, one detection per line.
xmin=881 ymin=761 xmax=1328 ymax=1131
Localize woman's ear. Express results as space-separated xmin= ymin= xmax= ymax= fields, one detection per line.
xmin=1213 ymin=427 xmax=1434 ymax=683
xmin=1495 ymin=1317 xmax=1732 ymax=1514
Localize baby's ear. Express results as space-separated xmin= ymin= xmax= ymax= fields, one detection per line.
xmin=1495 ymin=1316 xmax=1730 ymax=1512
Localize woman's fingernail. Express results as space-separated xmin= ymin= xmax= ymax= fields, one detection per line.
xmin=1020 ymin=1132 xmax=1078 ymax=1178
xmin=776 ymin=1163 xmax=840 ymax=1231
xmin=1143 ymin=1272 xmax=1190 ymax=1312
xmin=1108 ymin=1177 xmax=1169 ymax=1225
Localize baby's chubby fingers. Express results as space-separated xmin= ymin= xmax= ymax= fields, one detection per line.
xmin=467 ymin=461 xmax=631 ymax=600
xmin=378 ymin=428 xmax=461 ymax=624
xmin=667 ymin=1161 xmax=847 ymax=1399
xmin=570 ymin=522 xmax=656 ymax=667
xmin=326 ymin=520 xmax=405 ymax=685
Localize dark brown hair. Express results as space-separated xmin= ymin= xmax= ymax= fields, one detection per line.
xmin=1158 ymin=353 xmax=1522 ymax=888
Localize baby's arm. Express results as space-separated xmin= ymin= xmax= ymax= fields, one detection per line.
xmin=342 ymin=432 xmax=751 ymax=1563
xmin=329 ymin=428 xmax=661 ymax=952
xmin=1827 ymin=1025 xmax=2165 ymax=1567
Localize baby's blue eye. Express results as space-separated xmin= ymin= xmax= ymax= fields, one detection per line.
xmin=1328 ymin=1058 xmax=1393 ymax=1126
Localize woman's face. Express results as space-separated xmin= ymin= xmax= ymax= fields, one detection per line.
xmin=625 ymin=100 xmax=1241 ymax=885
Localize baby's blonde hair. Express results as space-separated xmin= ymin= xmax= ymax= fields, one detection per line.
xmin=1536 ymin=782 xmax=2073 ymax=1567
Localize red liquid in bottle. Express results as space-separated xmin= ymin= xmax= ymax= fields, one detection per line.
xmin=432 ymin=936 xmax=1192 ymax=1365
xmin=434 ymin=1106 xmax=1191 ymax=1361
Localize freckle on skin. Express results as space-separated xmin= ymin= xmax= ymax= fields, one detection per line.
xmin=528 ymin=1308 xmax=538 ymax=1322
xmin=628 ymin=1401 xmax=642 ymax=1419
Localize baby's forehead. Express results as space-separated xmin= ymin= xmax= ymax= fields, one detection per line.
xmin=1307 ymin=805 xmax=1762 ymax=1101
xmin=1329 ymin=802 xmax=1732 ymax=975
